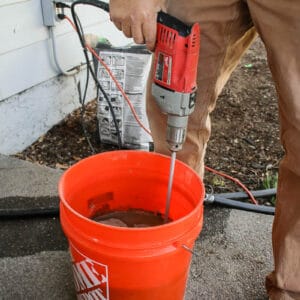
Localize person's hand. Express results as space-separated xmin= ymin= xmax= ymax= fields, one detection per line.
xmin=109 ymin=0 xmax=166 ymax=51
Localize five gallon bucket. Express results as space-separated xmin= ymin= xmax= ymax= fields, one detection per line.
xmin=59 ymin=150 xmax=205 ymax=300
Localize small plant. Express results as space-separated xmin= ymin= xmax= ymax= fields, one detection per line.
xmin=212 ymin=176 xmax=226 ymax=188
xmin=262 ymin=171 xmax=278 ymax=205
xmin=262 ymin=171 xmax=278 ymax=189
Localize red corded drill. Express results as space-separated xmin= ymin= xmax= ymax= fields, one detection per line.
xmin=80 ymin=1 xmax=200 ymax=153
xmin=152 ymin=12 xmax=200 ymax=152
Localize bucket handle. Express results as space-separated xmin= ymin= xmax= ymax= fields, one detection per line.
xmin=173 ymin=241 xmax=198 ymax=257
xmin=181 ymin=244 xmax=198 ymax=256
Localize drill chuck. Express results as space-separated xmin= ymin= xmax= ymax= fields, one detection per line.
xmin=166 ymin=115 xmax=188 ymax=151
xmin=151 ymin=83 xmax=195 ymax=152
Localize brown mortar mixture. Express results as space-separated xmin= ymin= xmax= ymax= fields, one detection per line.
xmin=92 ymin=209 xmax=169 ymax=228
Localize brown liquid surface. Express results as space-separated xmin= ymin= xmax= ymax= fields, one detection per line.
xmin=92 ymin=209 xmax=171 ymax=228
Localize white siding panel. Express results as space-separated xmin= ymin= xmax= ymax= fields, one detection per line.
xmin=0 ymin=22 xmax=131 ymax=100
xmin=0 ymin=0 xmax=47 ymax=55
xmin=0 ymin=67 xmax=97 ymax=154
xmin=0 ymin=0 xmax=131 ymax=100
xmin=0 ymin=0 xmax=30 ymax=7
xmin=0 ymin=0 xmax=135 ymax=154
xmin=0 ymin=0 xmax=110 ymax=56
xmin=0 ymin=31 xmax=80 ymax=100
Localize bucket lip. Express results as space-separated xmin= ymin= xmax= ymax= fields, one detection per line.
xmin=59 ymin=150 xmax=205 ymax=232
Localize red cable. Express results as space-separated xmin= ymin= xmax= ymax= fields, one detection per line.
xmin=64 ymin=15 xmax=77 ymax=31
xmin=64 ymin=15 xmax=258 ymax=205
xmin=86 ymin=45 xmax=152 ymax=136
xmin=205 ymin=166 xmax=258 ymax=205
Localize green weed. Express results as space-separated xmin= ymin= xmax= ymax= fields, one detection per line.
xmin=262 ymin=171 xmax=278 ymax=205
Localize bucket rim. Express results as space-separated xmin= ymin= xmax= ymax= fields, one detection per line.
xmin=59 ymin=150 xmax=205 ymax=232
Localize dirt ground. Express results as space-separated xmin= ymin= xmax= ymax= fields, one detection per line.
xmin=15 ymin=38 xmax=283 ymax=203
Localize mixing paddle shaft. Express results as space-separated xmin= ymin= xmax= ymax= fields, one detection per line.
xmin=164 ymin=151 xmax=177 ymax=223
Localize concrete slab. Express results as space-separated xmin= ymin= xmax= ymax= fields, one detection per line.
xmin=0 ymin=154 xmax=62 ymax=199
xmin=0 ymin=251 xmax=75 ymax=300
xmin=0 ymin=216 xmax=68 ymax=257
xmin=0 ymin=154 xmax=62 ymax=210
xmin=187 ymin=207 xmax=273 ymax=299
xmin=0 ymin=154 xmax=274 ymax=299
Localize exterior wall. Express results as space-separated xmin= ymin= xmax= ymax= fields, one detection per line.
xmin=0 ymin=0 xmax=131 ymax=154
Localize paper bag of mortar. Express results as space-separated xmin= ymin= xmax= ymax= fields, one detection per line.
xmin=94 ymin=44 xmax=153 ymax=150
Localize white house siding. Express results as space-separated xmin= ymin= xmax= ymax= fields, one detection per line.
xmin=0 ymin=0 xmax=131 ymax=154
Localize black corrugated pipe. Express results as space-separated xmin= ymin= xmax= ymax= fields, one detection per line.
xmin=0 ymin=207 xmax=59 ymax=219
xmin=216 ymin=188 xmax=276 ymax=200
xmin=205 ymin=194 xmax=275 ymax=215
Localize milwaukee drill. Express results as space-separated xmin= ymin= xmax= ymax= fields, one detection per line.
xmin=152 ymin=12 xmax=200 ymax=152
xmin=80 ymin=1 xmax=200 ymax=152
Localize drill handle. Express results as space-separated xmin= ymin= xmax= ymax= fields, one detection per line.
xmin=157 ymin=11 xmax=193 ymax=37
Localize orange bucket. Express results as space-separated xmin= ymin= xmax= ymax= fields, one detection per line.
xmin=59 ymin=150 xmax=205 ymax=300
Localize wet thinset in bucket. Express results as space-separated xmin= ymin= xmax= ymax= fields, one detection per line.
xmin=59 ymin=150 xmax=205 ymax=300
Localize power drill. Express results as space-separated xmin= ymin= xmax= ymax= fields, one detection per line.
xmin=82 ymin=1 xmax=200 ymax=152
xmin=152 ymin=12 xmax=200 ymax=152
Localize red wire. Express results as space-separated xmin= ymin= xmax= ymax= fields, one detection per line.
xmin=64 ymin=15 xmax=77 ymax=31
xmin=64 ymin=15 xmax=258 ymax=205
xmin=86 ymin=45 xmax=152 ymax=136
xmin=205 ymin=166 xmax=258 ymax=205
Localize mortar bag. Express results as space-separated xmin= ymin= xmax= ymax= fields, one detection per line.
xmin=93 ymin=44 xmax=153 ymax=150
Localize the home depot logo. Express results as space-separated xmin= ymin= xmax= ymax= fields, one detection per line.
xmin=70 ymin=245 xmax=109 ymax=300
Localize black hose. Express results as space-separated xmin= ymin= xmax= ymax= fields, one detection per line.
xmin=0 ymin=207 xmax=59 ymax=219
xmin=216 ymin=188 xmax=276 ymax=200
xmin=72 ymin=0 xmax=109 ymax=12
xmin=207 ymin=195 xmax=275 ymax=215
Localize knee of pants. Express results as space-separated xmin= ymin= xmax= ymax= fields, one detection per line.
xmin=281 ymin=128 xmax=300 ymax=177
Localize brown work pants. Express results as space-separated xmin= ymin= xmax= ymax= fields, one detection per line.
xmin=146 ymin=0 xmax=300 ymax=299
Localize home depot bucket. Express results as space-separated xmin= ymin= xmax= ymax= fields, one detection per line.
xmin=59 ymin=150 xmax=205 ymax=300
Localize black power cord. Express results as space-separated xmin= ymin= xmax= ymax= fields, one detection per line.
xmin=71 ymin=8 xmax=96 ymax=153
xmin=57 ymin=1 xmax=122 ymax=150
xmin=71 ymin=0 xmax=109 ymax=12
xmin=56 ymin=2 xmax=98 ymax=153
xmin=70 ymin=0 xmax=123 ymax=149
